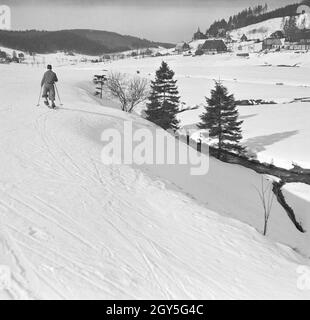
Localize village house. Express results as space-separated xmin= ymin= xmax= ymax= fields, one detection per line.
xmin=283 ymin=32 xmax=310 ymax=51
xmin=200 ymin=39 xmax=228 ymax=54
xmin=225 ymin=34 xmax=233 ymax=43
xmin=290 ymin=29 xmax=310 ymax=42
xmin=175 ymin=42 xmax=191 ymax=53
xmin=270 ymin=30 xmax=285 ymax=39
xmin=240 ymin=34 xmax=248 ymax=42
xmin=300 ymin=38 xmax=310 ymax=44
xmin=284 ymin=41 xmax=310 ymax=50
xmin=193 ymin=27 xmax=207 ymax=40
xmin=262 ymin=38 xmax=285 ymax=50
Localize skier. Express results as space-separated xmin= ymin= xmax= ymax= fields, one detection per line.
xmin=41 ymin=64 xmax=58 ymax=109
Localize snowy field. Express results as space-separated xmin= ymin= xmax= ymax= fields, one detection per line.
xmin=0 ymin=54 xmax=310 ymax=299
xmin=101 ymin=52 xmax=310 ymax=169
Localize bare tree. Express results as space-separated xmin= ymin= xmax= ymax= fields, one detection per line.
xmin=127 ymin=77 xmax=149 ymax=112
xmin=106 ymin=72 xmax=149 ymax=113
xmin=106 ymin=72 xmax=127 ymax=110
xmin=254 ymin=177 xmax=275 ymax=236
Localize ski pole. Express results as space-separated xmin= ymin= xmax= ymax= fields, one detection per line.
xmin=36 ymin=87 xmax=42 ymax=107
xmin=55 ymin=84 xmax=63 ymax=106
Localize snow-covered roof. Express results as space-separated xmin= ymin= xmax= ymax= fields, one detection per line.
xmin=175 ymin=42 xmax=190 ymax=50
xmin=201 ymin=39 xmax=227 ymax=51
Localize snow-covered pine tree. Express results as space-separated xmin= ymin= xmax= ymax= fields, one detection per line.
xmin=145 ymin=61 xmax=180 ymax=131
xmin=198 ymin=81 xmax=245 ymax=158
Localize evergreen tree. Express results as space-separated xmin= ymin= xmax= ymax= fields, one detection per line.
xmin=145 ymin=61 xmax=180 ymax=130
xmin=207 ymin=2 xmax=298 ymax=36
xmin=198 ymin=82 xmax=245 ymax=158
xmin=283 ymin=16 xmax=298 ymax=41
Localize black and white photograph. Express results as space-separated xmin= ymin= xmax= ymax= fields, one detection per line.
xmin=0 ymin=0 xmax=310 ymax=301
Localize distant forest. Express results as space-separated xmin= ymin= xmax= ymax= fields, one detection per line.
xmin=206 ymin=1 xmax=310 ymax=37
xmin=0 ymin=29 xmax=174 ymax=55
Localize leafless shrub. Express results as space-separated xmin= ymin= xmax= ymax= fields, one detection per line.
xmin=106 ymin=72 xmax=149 ymax=113
xmin=254 ymin=177 xmax=275 ymax=236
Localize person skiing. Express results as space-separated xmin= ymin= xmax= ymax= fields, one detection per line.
xmin=41 ymin=64 xmax=58 ymax=109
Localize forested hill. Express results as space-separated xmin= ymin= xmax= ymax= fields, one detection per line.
xmin=207 ymin=1 xmax=307 ymax=37
xmin=0 ymin=29 xmax=174 ymax=55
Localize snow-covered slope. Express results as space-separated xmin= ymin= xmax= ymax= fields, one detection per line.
xmin=188 ymin=40 xmax=206 ymax=51
xmin=229 ymin=13 xmax=310 ymax=41
xmin=229 ymin=17 xmax=285 ymax=41
xmin=0 ymin=62 xmax=310 ymax=299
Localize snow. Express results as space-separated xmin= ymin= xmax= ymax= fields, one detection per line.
xmin=296 ymin=13 xmax=310 ymax=30
xmin=98 ymin=51 xmax=310 ymax=170
xmin=188 ymin=39 xmax=206 ymax=51
xmin=229 ymin=17 xmax=285 ymax=41
xmin=0 ymin=56 xmax=310 ymax=299
xmin=229 ymin=40 xmax=263 ymax=53
xmin=282 ymin=183 xmax=310 ymax=248
xmin=229 ymin=13 xmax=310 ymax=41
xmin=284 ymin=183 xmax=310 ymax=203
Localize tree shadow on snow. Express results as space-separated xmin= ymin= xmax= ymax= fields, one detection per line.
xmin=240 ymin=113 xmax=258 ymax=120
xmin=244 ymin=130 xmax=299 ymax=154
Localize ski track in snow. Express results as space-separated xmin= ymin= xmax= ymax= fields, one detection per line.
xmin=0 ymin=63 xmax=309 ymax=299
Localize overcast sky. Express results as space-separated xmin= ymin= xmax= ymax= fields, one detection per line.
xmin=2 ymin=0 xmax=298 ymax=42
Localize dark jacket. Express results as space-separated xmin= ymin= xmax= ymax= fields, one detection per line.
xmin=41 ymin=70 xmax=58 ymax=87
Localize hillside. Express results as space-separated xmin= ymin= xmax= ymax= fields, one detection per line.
xmin=229 ymin=17 xmax=285 ymax=40
xmin=0 ymin=58 xmax=310 ymax=299
xmin=69 ymin=29 xmax=173 ymax=53
xmin=206 ymin=2 xmax=306 ymax=37
xmin=229 ymin=12 xmax=310 ymax=40
xmin=0 ymin=29 xmax=174 ymax=55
